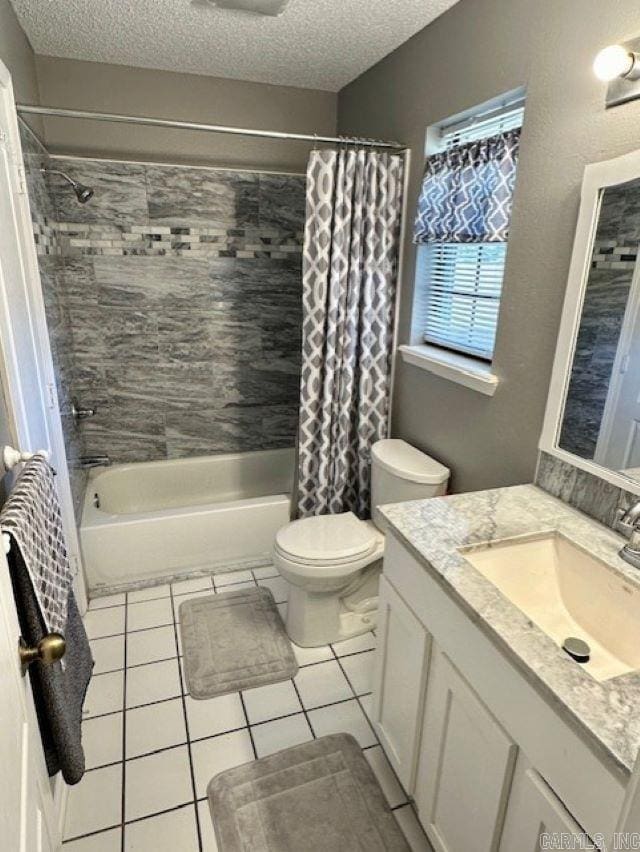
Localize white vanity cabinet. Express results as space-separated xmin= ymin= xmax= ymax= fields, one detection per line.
xmin=414 ymin=646 xmax=518 ymax=852
xmin=499 ymin=757 xmax=586 ymax=851
xmin=371 ymin=576 xmax=431 ymax=790
xmin=371 ymin=532 xmax=628 ymax=852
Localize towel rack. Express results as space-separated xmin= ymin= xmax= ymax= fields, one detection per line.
xmin=1 ymin=445 xmax=51 ymax=554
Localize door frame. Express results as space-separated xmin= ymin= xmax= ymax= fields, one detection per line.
xmin=0 ymin=58 xmax=87 ymax=840
xmin=594 ymin=255 xmax=640 ymax=469
xmin=0 ymin=60 xmax=87 ymax=605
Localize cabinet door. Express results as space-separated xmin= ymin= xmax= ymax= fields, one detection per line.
xmin=414 ymin=646 xmax=518 ymax=852
xmin=500 ymin=757 xmax=588 ymax=851
xmin=371 ymin=575 xmax=431 ymax=792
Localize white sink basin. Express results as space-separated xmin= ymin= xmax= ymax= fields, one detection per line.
xmin=461 ymin=532 xmax=640 ymax=682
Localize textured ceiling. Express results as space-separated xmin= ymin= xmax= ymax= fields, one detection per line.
xmin=10 ymin=0 xmax=459 ymax=92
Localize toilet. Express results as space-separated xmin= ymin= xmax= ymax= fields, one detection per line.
xmin=274 ymin=439 xmax=450 ymax=647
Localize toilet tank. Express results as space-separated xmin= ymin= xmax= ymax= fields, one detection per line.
xmin=370 ymin=439 xmax=450 ymax=530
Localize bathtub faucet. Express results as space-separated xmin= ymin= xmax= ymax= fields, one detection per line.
xmin=78 ymin=455 xmax=111 ymax=469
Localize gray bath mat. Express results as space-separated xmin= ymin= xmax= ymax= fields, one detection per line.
xmin=207 ymin=733 xmax=410 ymax=851
xmin=179 ymin=587 xmax=298 ymax=699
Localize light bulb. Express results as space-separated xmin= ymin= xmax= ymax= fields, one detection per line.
xmin=593 ymin=45 xmax=635 ymax=82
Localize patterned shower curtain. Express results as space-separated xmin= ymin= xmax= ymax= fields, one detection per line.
xmin=296 ymin=148 xmax=405 ymax=519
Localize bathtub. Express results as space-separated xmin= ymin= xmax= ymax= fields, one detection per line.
xmin=80 ymin=448 xmax=295 ymax=591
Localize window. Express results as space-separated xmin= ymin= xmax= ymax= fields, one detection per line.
xmin=417 ymin=101 xmax=524 ymax=363
xmin=421 ymin=241 xmax=506 ymax=360
xmin=439 ymin=104 xmax=524 ymax=151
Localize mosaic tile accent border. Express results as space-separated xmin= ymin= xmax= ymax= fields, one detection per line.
xmin=32 ymin=219 xmax=303 ymax=259
xmin=591 ymin=239 xmax=638 ymax=271
xmin=32 ymin=216 xmax=60 ymax=256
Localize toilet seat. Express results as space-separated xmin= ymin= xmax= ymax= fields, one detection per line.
xmin=275 ymin=512 xmax=378 ymax=566
xmin=274 ymin=513 xmax=383 ymax=586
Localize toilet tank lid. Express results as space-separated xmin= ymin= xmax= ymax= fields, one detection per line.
xmin=371 ymin=439 xmax=450 ymax=485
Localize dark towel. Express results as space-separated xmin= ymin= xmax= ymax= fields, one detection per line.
xmin=0 ymin=454 xmax=74 ymax=639
xmin=8 ymin=546 xmax=94 ymax=784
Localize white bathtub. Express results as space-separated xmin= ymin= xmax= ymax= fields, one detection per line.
xmin=80 ymin=448 xmax=294 ymax=591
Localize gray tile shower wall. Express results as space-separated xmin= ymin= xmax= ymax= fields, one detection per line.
xmin=35 ymin=155 xmax=305 ymax=464
xmin=19 ymin=121 xmax=87 ymax=516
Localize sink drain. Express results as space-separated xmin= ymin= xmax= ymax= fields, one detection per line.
xmin=562 ymin=637 xmax=591 ymax=663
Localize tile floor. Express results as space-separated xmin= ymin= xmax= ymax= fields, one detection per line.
xmin=64 ymin=566 xmax=433 ymax=851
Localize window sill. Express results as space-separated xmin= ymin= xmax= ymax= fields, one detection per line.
xmin=398 ymin=344 xmax=500 ymax=397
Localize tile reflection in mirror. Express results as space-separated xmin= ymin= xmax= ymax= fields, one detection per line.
xmin=559 ymin=176 xmax=640 ymax=482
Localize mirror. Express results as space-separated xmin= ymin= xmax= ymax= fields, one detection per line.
xmin=557 ymin=175 xmax=640 ymax=482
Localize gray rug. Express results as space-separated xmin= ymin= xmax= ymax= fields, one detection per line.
xmin=179 ymin=587 xmax=298 ymax=699
xmin=207 ymin=733 xmax=410 ymax=851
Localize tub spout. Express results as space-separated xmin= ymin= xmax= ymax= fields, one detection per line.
xmin=79 ymin=455 xmax=111 ymax=469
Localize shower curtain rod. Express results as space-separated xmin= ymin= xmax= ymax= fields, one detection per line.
xmin=16 ymin=104 xmax=405 ymax=150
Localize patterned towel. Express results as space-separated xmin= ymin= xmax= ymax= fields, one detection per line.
xmin=0 ymin=453 xmax=73 ymax=637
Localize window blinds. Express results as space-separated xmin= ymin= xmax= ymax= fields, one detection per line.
xmin=440 ymin=104 xmax=524 ymax=150
xmin=422 ymin=242 xmax=507 ymax=360
xmin=421 ymin=103 xmax=524 ymax=360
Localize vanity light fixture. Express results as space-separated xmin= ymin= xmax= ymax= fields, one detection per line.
xmin=594 ymin=38 xmax=640 ymax=108
xmin=593 ymin=45 xmax=639 ymax=82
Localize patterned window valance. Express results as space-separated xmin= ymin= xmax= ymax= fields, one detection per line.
xmin=413 ymin=128 xmax=521 ymax=244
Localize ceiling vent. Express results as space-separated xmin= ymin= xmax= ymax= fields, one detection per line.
xmin=206 ymin=0 xmax=290 ymax=15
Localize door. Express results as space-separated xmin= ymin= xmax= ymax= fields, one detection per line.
xmin=0 ymin=59 xmax=74 ymax=850
xmin=414 ymin=646 xmax=518 ymax=852
xmin=499 ymin=756 xmax=592 ymax=851
xmin=0 ymin=540 xmax=58 ymax=851
xmin=0 ymin=118 xmax=51 ymax=455
xmin=371 ymin=575 xmax=431 ymax=792
xmin=0 ymin=59 xmax=86 ymax=613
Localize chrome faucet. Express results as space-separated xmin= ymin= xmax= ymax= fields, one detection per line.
xmin=71 ymin=399 xmax=96 ymax=421
xmin=78 ymin=455 xmax=111 ymax=469
xmin=614 ymin=501 xmax=640 ymax=569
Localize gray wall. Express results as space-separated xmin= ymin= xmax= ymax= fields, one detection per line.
xmin=0 ymin=0 xmax=39 ymax=104
xmin=35 ymin=56 xmax=337 ymax=173
xmin=338 ymin=0 xmax=640 ymax=493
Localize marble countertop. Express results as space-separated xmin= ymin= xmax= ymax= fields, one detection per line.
xmin=379 ymin=483 xmax=640 ymax=779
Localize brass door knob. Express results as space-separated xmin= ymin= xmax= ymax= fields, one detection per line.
xmin=19 ymin=633 xmax=66 ymax=676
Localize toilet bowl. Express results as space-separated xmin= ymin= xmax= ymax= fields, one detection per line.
xmin=274 ymin=439 xmax=450 ymax=647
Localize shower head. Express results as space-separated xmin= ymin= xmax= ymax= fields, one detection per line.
xmin=74 ymin=183 xmax=94 ymax=204
xmin=40 ymin=167 xmax=94 ymax=204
